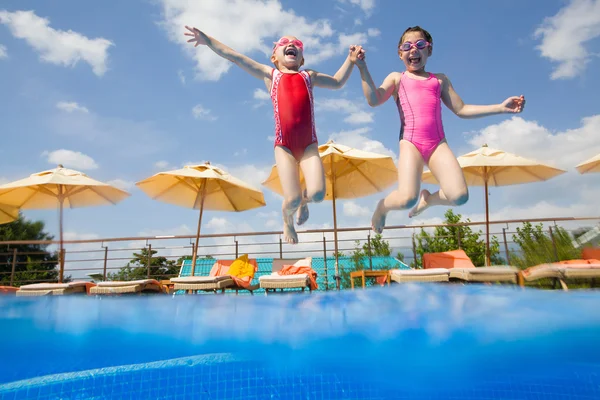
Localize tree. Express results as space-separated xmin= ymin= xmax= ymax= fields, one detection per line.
xmin=509 ymin=222 xmax=580 ymax=269
xmin=108 ymin=247 xmax=179 ymax=281
xmin=0 ymin=214 xmax=63 ymax=285
xmin=414 ymin=209 xmax=503 ymax=268
xmin=339 ymin=234 xmax=395 ymax=289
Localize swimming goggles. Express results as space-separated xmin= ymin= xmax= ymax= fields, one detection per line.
xmin=399 ymin=39 xmax=430 ymax=51
xmin=273 ymin=37 xmax=304 ymax=50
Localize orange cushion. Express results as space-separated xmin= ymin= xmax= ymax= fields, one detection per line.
xmin=422 ymin=249 xmax=475 ymax=269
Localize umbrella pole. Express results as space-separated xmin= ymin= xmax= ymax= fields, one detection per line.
xmin=332 ymin=176 xmax=340 ymax=290
xmin=58 ymin=189 xmax=65 ymax=283
xmin=191 ymin=182 xmax=206 ymax=276
xmin=484 ymin=168 xmax=491 ymax=266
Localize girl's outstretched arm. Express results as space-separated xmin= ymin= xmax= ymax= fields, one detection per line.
xmin=308 ymin=45 xmax=363 ymax=89
xmin=355 ymin=57 xmax=399 ymax=107
xmin=438 ymin=73 xmax=525 ymax=118
xmin=185 ymin=26 xmax=272 ymax=81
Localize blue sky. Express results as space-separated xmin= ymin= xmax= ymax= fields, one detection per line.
xmin=1 ymin=0 xmax=599 ymax=271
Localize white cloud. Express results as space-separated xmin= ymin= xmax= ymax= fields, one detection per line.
xmin=0 ymin=10 xmax=113 ymax=76
xmin=367 ymin=28 xmax=380 ymax=37
xmin=533 ymin=0 xmax=600 ymax=79
xmin=106 ymin=179 xmax=135 ymax=191
xmin=253 ymin=88 xmax=270 ymax=100
xmin=56 ymin=101 xmax=89 ymax=113
xmin=343 ymin=201 xmax=371 ymax=217
xmin=338 ymin=32 xmax=368 ymax=50
xmin=466 ymin=115 xmax=600 ymax=170
xmin=158 ymin=0 xmax=353 ymax=81
xmin=328 ymin=127 xmax=397 ymax=161
xmin=50 ymin=110 xmax=173 ymax=157
xmin=191 ymin=104 xmax=217 ymax=121
xmin=337 ymin=0 xmax=376 ymax=14
xmin=213 ymin=162 xmax=272 ymax=191
xmin=177 ymin=70 xmax=186 ymax=84
xmin=154 ymin=160 xmax=177 ymax=170
xmin=0 ymin=44 xmax=7 ymax=58
xmin=316 ymin=98 xmax=373 ymax=125
xmin=42 ymin=149 xmax=98 ymax=170
xmin=138 ymin=224 xmax=194 ymax=237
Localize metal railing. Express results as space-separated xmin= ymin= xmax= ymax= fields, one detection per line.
xmin=1 ymin=215 xmax=598 ymax=289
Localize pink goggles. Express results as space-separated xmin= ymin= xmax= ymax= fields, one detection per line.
xmin=273 ymin=37 xmax=304 ymax=51
xmin=399 ymin=39 xmax=430 ymax=51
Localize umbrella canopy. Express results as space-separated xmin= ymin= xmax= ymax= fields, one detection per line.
xmin=263 ymin=140 xmax=398 ymax=289
xmin=421 ymin=144 xmax=566 ymax=265
xmin=136 ymin=162 xmax=266 ymax=274
xmin=0 ymin=165 xmax=131 ymax=281
xmin=576 ymin=153 xmax=600 ymax=174
xmin=0 ymin=203 xmax=19 ymax=225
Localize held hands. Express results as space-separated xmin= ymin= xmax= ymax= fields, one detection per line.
xmin=184 ymin=26 xmax=207 ymax=47
xmin=501 ymin=95 xmax=526 ymax=113
xmin=349 ymin=45 xmax=366 ymax=66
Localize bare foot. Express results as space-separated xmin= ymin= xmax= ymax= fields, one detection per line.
xmin=283 ymin=212 xmax=298 ymax=244
xmin=296 ymin=190 xmax=309 ymax=226
xmin=371 ymin=200 xmax=388 ymax=234
xmin=409 ymin=189 xmax=431 ymax=218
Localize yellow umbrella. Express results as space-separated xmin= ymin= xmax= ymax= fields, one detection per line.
xmin=136 ymin=162 xmax=266 ymax=275
xmin=421 ymin=144 xmax=566 ymax=265
xmin=0 ymin=165 xmax=131 ymax=281
xmin=262 ymin=140 xmax=398 ymax=289
xmin=576 ymin=153 xmax=600 ymax=174
xmin=0 ymin=203 xmax=19 ymax=225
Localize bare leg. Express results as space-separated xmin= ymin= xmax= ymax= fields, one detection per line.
xmin=297 ymin=143 xmax=326 ymax=225
xmin=274 ymin=146 xmax=302 ymax=244
xmin=371 ymin=140 xmax=424 ymax=233
xmin=409 ymin=141 xmax=469 ymax=217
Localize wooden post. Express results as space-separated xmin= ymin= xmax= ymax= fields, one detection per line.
xmin=10 ymin=248 xmax=17 ymax=287
xmin=412 ymin=232 xmax=418 ymax=268
xmin=103 ymin=246 xmax=108 ymax=281
xmin=322 ymin=236 xmax=328 ymax=291
xmin=367 ymin=233 xmax=373 ymax=270
xmin=502 ymin=228 xmax=510 ymax=265
xmin=146 ymin=244 xmax=152 ymax=279
xmin=279 ymin=238 xmax=283 ymax=258
xmin=548 ymin=226 xmax=559 ymax=262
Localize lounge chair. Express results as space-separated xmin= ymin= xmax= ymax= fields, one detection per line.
xmin=171 ymin=255 xmax=259 ymax=295
xmin=390 ymin=268 xmax=450 ymax=283
xmin=89 ymin=279 xmax=165 ymax=295
xmin=259 ymin=257 xmax=317 ymax=294
xmin=520 ymin=258 xmax=600 ymax=291
xmin=16 ymin=281 xmax=94 ymax=296
xmin=426 ymin=250 xmax=519 ymax=284
xmin=0 ymin=286 xmax=18 ymax=295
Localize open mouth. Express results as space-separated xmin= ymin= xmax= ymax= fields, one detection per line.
xmin=285 ymin=47 xmax=298 ymax=58
xmin=408 ymin=56 xmax=421 ymax=65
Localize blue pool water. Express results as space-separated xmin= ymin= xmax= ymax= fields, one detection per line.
xmin=0 ymin=284 xmax=599 ymax=399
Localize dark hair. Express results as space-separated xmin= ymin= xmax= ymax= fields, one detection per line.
xmin=398 ymin=26 xmax=433 ymax=49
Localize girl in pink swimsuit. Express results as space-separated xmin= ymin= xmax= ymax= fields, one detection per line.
xmin=185 ymin=26 xmax=364 ymax=244
xmin=353 ymin=26 xmax=525 ymax=233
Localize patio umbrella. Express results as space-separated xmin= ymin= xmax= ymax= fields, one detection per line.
xmin=0 ymin=203 xmax=19 ymax=225
xmin=421 ymin=144 xmax=566 ymax=266
xmin=135 ymin=162 xmax=266 ymax=275
xmin=262 ymin=140 xmax=398 ymax=289
xmin=576 ymin=153 xmax=600 ymax=174
xmin=0 ymin=165 xmax=131 ymax=281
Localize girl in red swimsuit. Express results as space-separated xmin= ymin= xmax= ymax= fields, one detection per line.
xmin=185 ymin=26 xmax=364 ymax=244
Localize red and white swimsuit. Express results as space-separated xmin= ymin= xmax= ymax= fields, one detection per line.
xmin=270 ymin=69 xmax=318 ymax=161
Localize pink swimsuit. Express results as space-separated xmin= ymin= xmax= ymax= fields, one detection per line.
xmin=270 ymin=69 xmax=318 ymax=162
xmin=396 ymin=72 xmax=445 ymax=163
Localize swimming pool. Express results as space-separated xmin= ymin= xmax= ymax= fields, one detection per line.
xmin=0 ymin=284 xmax=599 ymax=399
